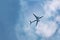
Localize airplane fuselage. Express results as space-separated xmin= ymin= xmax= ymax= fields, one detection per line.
xmin=36 ymin=17 xmax=40 ymax=21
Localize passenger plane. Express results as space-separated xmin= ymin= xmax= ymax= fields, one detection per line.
xmin=30 ymin=14 xmax=43 ymax=26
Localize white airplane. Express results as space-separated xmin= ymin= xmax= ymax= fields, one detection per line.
xmin=30 ymin=14 xmax=43 ymax=26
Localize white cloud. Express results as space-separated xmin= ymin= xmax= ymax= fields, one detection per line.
xmin=20 ymin=0 xmax=28 ymax=12
xmin=16 ymin=0 xmax=60 ymax=40
xmin=55 ymin=16 xmax=60 ymax=22
xmin=36 ymin=0 xmax=60 ymax=38
xmin=49 ymin=0 xmax=60 ymax=11
xmin=43 ymin=0 xmax=60 ymax=18
xmin=35 ymin=0 xmax=60 ymax=38
xmin=35 ymin=21 xmax=57 ymax=38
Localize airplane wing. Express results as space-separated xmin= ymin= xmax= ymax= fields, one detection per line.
xmin=36 ymin=21 xmax=38 ymax=26
xmin=33 ymin=14 xmax=38 ymax=19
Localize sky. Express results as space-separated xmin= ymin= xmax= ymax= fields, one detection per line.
xmin=0 ymin=0 xmax=19 ymax=40
xmin=0 ymin=0 xmax=60 ymax=40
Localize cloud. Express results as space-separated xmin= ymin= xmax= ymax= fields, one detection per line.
xmin=43 ymin=0 xmax=60 ymax=18
xmin=55 ymin=16 xmax=60 ymax=22
xmin=35 ymin=0 xmax=60 ymax=38
xmin=20 ymin=0 xmax=28 ymax=12
xmin=35 ymin=21 xmax=57 ymax=38
xmin=16 ymin=0 xmax=60 ymax=40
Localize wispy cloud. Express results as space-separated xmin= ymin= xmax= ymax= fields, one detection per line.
xmin=35 ymin=0 xmax=60 ymax=39
xmin=16 ymin=0 xmax=60 ymax=40
xmin=55 ymin=15 xmax=60 ymax=22
xmin=44 ymin=0 xmax=60 ymax=18
xmin=36 ymin=21 xmax=57 ymax=38
xmin=20 ymin=0 xmax=28 ymax=12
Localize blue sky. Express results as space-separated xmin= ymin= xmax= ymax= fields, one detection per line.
xmin=0 ymin=0 xmax=60 ymax=40
xmin=0 ymin=0 xmax=19 ymax=40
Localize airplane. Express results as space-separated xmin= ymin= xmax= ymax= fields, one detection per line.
xmin=30 ymin=14 xmax=43 ymax=26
